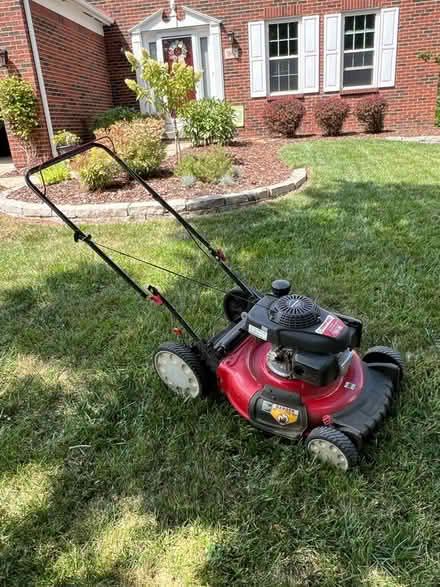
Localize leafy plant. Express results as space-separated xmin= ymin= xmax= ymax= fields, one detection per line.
xmin=355 ymin=95 xmax=388 ymax=134
xmin=125 ymin=49 xmax=200 ymax=160
xmin=0 ymin=76 xmax=39 ymax=141
xmin=263 ymin=98 xmax=305 ymax=137
xmin=40 ymin=162 xmax=71 ymax=185
xmin=95 ymin=118 xmax=166 ymax=178
xmin=182 ymin=99 xmax=237 ymax=147
xmin=175 ymin=148 xmax=233 ymax=184
xmin=71 ymin=149 xmax=118 ymax=191
xmin=53 ymin=130 xmax=81 ymax=147
xmin=314 ymin=97 xmax=350 ymax=136
xmin=90 ymin=106 xmax=149 ymax=132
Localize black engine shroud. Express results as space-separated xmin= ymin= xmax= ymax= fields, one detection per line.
xmin=244 ymin=293 xmax=363 ymax=386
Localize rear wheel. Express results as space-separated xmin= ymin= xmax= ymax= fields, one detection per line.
xmin=363 ymin=346 xmax=404 ymax=381
xmin=154 ymin=342 xmax=208 ymax=399
xmin=223 ymin=287 xmax=257 ymax=323
xmin=306 ymin=426 xmax=359 ymax=471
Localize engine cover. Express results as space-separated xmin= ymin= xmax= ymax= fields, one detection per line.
xmin=245 ymin=293 xmax=362 ymax=354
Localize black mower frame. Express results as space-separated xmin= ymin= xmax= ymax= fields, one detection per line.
xmin=24 ymin=141 xmax=260 ymax=344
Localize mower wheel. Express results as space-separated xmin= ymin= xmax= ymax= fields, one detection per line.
xmin=363 ymin=346 xmax=405 ymax=381
xmin=223 ymin=287 xmax=257 ymax=323
xmin=154 ymin=343 xmax=208 ymax=399
xmin=305 ymin=427 xmax=359 ymax=471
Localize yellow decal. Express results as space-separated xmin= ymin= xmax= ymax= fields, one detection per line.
xmin=271 ymin=405 xmax=298 ymax=426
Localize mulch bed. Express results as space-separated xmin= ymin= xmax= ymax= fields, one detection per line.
xmin=7 ymin=127 xmax=440 ymax=205
xmin=10 ymin=139 xmax=291 ymax=205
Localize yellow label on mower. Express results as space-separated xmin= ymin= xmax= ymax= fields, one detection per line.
xmin=271 ymin=406 xmax=298 ymax=426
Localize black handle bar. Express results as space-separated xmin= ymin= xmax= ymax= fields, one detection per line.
xmin=25 ymin=140 xmax=258 ymax=300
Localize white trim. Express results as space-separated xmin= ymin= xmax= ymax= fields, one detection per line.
xmin=265 ymin=18 xmax=301 ymax=96
xmin=130 ymin=6 xmax=221 ymax=34
xmin=341 ymin=9 xmax=380 ymax=91
xmin=302 ymin=15 xmax=319 ymax=93
xmin=248 ymin=21 xmax=267 ymax=98
xmin=33 ymin=0 xmax=113 ymax=35
xmin=378 ymin=7 xmax=399 ymax=88
xmin=324 ymin=13 xmax=342 ymax=92
xmin=23 ymin=0 xmax=57 ymax=156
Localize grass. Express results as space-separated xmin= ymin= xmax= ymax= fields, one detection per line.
xmin=1 ymin=138 xmax=440 ymax=586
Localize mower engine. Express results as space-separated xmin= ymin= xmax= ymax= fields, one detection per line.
xmin=216 ymin=280 xmax=403 ymax=470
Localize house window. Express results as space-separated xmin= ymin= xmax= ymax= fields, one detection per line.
xmin=343 ymin=13 xmax=376 ymax=87
xmin=268 ymin=22 xmax=299 ymax=93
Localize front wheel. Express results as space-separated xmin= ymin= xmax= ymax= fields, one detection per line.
xmin=154 ymin=342 xmax=208 ymax=399
xmin=305 ymin=426 xmax=359 ymax=471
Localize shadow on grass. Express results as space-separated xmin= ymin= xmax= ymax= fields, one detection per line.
xmin=1 ymin=176 xmax=440 ymax=585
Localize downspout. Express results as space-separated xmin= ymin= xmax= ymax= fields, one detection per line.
xmin=22 ymin=0 xmax=57 ymax=156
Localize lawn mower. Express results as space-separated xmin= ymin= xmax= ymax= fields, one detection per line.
xmin=25 ymin=141 xmax=404 ymax=471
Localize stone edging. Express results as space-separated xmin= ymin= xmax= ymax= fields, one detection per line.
xmin=386 ymin=136 xmax=440 ymax=144
xmin=0 ymin=168 xmax=307 ymax=222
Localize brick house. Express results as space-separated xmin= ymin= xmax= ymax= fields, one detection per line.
xmin=1 ymin=0 xmax=439 ymax=169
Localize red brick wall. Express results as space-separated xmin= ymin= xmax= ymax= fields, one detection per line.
xmin=88 ymin=0 xmax=440 ymax=135
xmin=0 ymin=0 xmax=52 ymax=168
xmin=31 ymin=1 xmax=113 ymax=140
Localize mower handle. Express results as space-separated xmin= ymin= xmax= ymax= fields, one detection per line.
xmin=25 ymin=140 xmax=258 ymax=301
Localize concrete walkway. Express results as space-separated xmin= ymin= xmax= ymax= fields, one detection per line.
xmin=0 ymin=157 xmax=14 ymax=176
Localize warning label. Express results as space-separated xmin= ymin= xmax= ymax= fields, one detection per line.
xmin=315 ymin=315 xmax=345 ymax=338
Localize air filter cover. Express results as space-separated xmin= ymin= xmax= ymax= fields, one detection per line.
xmin=269 ymin=295 xmax=320 ymax=330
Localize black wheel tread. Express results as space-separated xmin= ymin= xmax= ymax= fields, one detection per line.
xmin=155 ymin=342 xmax=208 ymax=397
xmin=363 ymin=345 xmax=405 ymax=380
xmin=306 ymin=426 xmax=359 ymax=468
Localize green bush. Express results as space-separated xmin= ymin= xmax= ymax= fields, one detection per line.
xmin=175 ymin=148 xmax=233 ymax=183
xmin=0 ymin=76 xmax=39 ymax=140
xmin=96 ymin=118 xmax=166 ymax=178
xmin=90 ymin=106 xmax=148 ymax=132
xmin=53 ymin=130 xmax=81 ymax=146
xmin=41 ymin=162 xmax=71 ymax=185
xmin=72 ymin=149 xmax=118 ymax=191
xmin=182 ymin=99 xmax=237 ymax=147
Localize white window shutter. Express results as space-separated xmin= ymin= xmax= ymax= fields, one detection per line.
xmin=324 ymin=14 xmax=341 ymax=92
xmin=248 ymin=21 xmax=266 ymax=97
xmin=378 ymin=7 xmax=399 ymax=88
xmin=302 ymin=15 xmax=319 ymax=93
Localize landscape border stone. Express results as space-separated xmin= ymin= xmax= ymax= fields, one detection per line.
xmin=0 ymin=168 xmax=307 ymax=222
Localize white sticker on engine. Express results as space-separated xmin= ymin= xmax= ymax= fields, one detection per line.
xmin=248 ymin=324 xmax=268 ymax=340
xmin=344 ymin=382 xmax=356 ymax=390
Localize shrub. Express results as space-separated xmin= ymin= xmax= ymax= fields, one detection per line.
xmin=175 ymin=148 xmax=233 ymax=184
xmin=182 ymin=99 xmax=237 ymax=147
xmin=0 ymin=76 xmax=39 ymax=140
xmin=53 ymin=130 xmax=81 ymax=146
xmin=96 ymin=118 xmax=166 ymax=178
xmin=263 ymin=98 xmax=305 ymax=137
xmin=355 ymin=95 xmax=388 ymax=134
xmin=314 ymin=97 xmax=350 ymax=136
xmin=91 ymin=106 xmax=148 ymax=132
xmin=72 ymin=149 xmax=118 ymax=191
xmin=41 ymin=162 xmax=71 ymax=185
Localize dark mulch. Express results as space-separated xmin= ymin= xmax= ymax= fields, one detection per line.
xmin=10 ymin=140 xmax=291 ymax=205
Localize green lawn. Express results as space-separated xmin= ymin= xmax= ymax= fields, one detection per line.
xmin=1 ymin=139 xmax=440 ymax=586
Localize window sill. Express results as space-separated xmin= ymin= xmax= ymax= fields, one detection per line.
xmin=268 ymin=94 xmax=305 ymax=100
xmin=340 ymin=87 xmax=379 ymax=96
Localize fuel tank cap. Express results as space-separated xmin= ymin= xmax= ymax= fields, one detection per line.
xmin=271 ymin=279 xmax=291 ymax=297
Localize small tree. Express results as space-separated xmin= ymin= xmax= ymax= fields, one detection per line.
xmin=125 ymin=49 xmax=200 ymax=160
xmin=0 ymin=75 xmax=39 ymax=165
